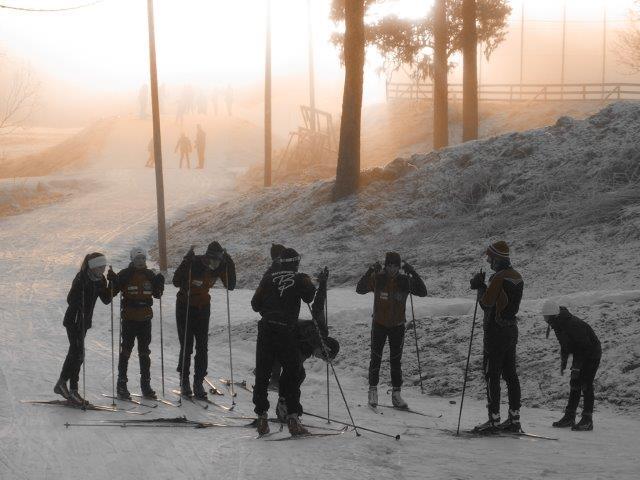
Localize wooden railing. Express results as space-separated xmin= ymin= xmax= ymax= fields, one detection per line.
xmin=386 ymin=82 xmax=640 ymax=102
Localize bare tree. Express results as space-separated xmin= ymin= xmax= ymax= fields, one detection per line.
xmin=433 ymin=0 xmax=449 ymax=149
xmin=333 ymin=0 xmax=366 ymax=199
xmin=617 ymin=1 xmax=640 ymax=73
xmin=462 ymin=0 xmax=478 ymax=141
xmin=0 ymin=64 xmax=39 ymax=136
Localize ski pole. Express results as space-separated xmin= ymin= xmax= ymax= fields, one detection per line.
xmin=307 ymin=304 xmax=360 ymax=437
xmin=409 ymin=292 xmax=424 ymax=394
xmin=456 ymin=292 xmax=480 ymax=436
xmin=225 ymin=263 xmax=236 ymax=404
xmin=325 ymin=292 xmax=330 ymax=423
xmin=159 ymin=296 xmax=165 ymax=398
xmin=179 ymin=262 xmax=193 ymax=406
xmin=304 ymin=412 xmax=400 ymax=440
xmin=109 ymin=269 xmax=115 ymax=406
xmin=81 ymin=284 xmax=86 ymax=411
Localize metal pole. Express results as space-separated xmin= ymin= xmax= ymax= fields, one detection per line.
xmin=110 ymin=274 xmax=115 ymax=406
xmin=560 ymin=2 xmax=567 ymax=100
xmin=264 ymin=0 xmax=272 ymax=187
xmin=307 ymin=0 xmax=317 ymax=132
xmin=325 ymin=293 xmax=330 ymax=422
xmin=409 ymin=293 xmax=424 ymax=394
xmin=146 ymin=0 xmax=167 ymax=272
xmin=519 ymin=3 xmax=524 ymax=99
xmin=456 ymin=296 xmax=480 ymax=436
xmin=225 ymin=264 xmax=236 ymax=404
xmin=159 ymin=296 xmax=165 ymax=398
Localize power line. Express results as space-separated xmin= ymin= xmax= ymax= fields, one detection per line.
xmin=0 ymin=1 xmax=103 ymax=12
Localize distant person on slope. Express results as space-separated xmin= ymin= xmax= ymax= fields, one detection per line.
xmin=251 ymin=247 xmax=317 ymax=436
xmin=195 ymin=125 xmax=206 ymax=169
xmin=175 ymin=133 xmax=192 ymax=169
xmin=541 ymin=300 xmax=601 ymax=431
xmin=108 ymin=248 xmax=164 ymax=400
xmin=172 ymin=242 xmax=236 ymax=399
xmin=470 ymin=241 xmax=524 ymax=433
xmin=145 ymin=138 xmax=154 ymax=168
xmin=54 ymin=253 xmax=112 ymax=405
xmin=356 ymin=252 xmax=428 ymax=410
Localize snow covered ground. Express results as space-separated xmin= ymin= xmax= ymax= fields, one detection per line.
xmin=2 ymin=103 xmax=640 ymax=479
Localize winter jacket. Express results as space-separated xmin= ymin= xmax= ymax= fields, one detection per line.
xmin=175 ymin=136 xmax=192 ymax=154
xmin=112 ymin=264 xmax=163 ymax=322
xmin=295 ymin=279 xmax=329 ymax=358
xmin=548 ymin=307 xmax=602 ymax=371
xmin=63 ymin=254 xmax=112 ymax=331
xmin=479 ymin=265 xmax=524 ymax=330
xmin=251 ymin=267 xmax=316 ymax=327
xmin=172 ymin=253 xmax=236 ymax=309
xmin=356 ymin=269 xmax=427 ymax=328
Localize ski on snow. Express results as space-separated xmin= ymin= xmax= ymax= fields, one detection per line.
xmin=131 ymin=393 xmax=180 ymax=407
xmin=219 ymin=378 xmax=253 ymax=394
xmin=458 ymin=429 xmax=558 ymax=441
xmin=376 ymin=404 xmax=443 ymax=418
xmin=266 ymin=425 xmax=349 ymax=441
xmin=204 ymin=377 xmax=224 ymax=396
xmin=171 ymin=389 xmax=209 ymax=410
xmin=20 ymin=399 xmax=147 ymax=415
xmin=101 ymin=394 xmax=157 ymax=408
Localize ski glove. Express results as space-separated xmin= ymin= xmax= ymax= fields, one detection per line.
xmin=107 ymin=268 xmax=117 ymax=283
xmin=402 ymin=262 xmax=416 ymax=276
xmin=317 ymin=266 xmax=329 ymax=285
xmin=185 ymin=247 xmax=196 ymax=262
xmin=470 ymin=271 xmax=486 ymax=290
xmin=367 ymin=262 xmax=382 ymax=276
xmin=152 ymin=274 xmax=165 ymax=297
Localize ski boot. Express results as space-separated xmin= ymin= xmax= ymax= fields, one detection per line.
xmin=117 ymin=379 xmax=131 ymax=400
xmin=193 ymin=380 xmax=207 ymax=399
xmin=473 ymin=413 xmax=501 ymax=433
xmin=391 ymin=388 xmax=408 ymax=409
xmin=180 ymin=378 xmax=193 ymax=397
xmin=497 ymin=409 xmax=522 ymax=432
xmin=141 ymin=378 xmax=157 ymax=400
xmin=69 ymin=389 xmax=89 ymax=406
xmin=287 ymin=413 xmax=309 ymax=436
xmin=256 ymin=413 xmax=270 ymax=436
xmin=572 ymin=413 xmax=593 ymax=431
xmin=368 ymin=386 xmax=378 ymax=408
xmin=54 ymin=378 xmax=70 ymax=399
xmin=552 ymin=410 xmax=576 ymax=428
xmin=276 ymin=397 xmax=288 ymax=423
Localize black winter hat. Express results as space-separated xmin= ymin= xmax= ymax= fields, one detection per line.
xmin=271 ymin=243 xmax=285 ymax=261
xmin=280 ymin=247 xmax=300 ymax=264
xmin=385 ymin=251 xmax=401 ymax=266
xmin=205 ymin=241 xmax=224 ymax=259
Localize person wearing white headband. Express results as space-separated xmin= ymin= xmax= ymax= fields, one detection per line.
xmin=54 ymin=253 xmax=113 ymax=405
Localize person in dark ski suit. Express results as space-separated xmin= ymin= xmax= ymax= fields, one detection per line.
xmin=175 ymin=133 xmax=192 ymax=169
xmin=541 ymin=300 xmax=602 ymax=431
xmin=251 ymin=247 xmax=317 ymax=436
xmin=54 ymin=253 xmax=112 ymax=404
xmin=470 ymin=241 xmax=524 ymax=432
xmin=195 ymin=124 xmax=206 ymax=169
xmin=172 ymin=241 xmax=236 ymax=398
xmin=108 ymin=247 xmax=164 ymax=400
xmin=356 ymin=252 xmax=428 ymax=410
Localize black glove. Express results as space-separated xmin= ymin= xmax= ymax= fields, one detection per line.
xmin=153 ymin=273 xmax=165 ymax=293
xmin=368 ymin=261 xmax=382 ymax=275
xmin=470 ymin=271 xmax=486 ymax=290
xmin=402 ymin=262 xmax=416 ymax=275
xmin=317 ymin=266 xmax=329 ymax=285
xmin=107 ymin=267 xmax=117 ymax=283
xmin=185 ymin=246 xmax=195 ymax=262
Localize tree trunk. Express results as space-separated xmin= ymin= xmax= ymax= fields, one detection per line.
xmin=433 ymin=0 xmax=449 ymax=149
xmin=462 ymin=0 xmax=479 ymax=141
xmin=333 ymin=0 xmax=365 ymax=200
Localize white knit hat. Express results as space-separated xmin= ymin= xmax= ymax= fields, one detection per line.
xmin=540 ymin=299 xmax=560 ymax=316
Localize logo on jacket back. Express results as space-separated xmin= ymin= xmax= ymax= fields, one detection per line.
xmin=272 ymin=272 xmax=295 ymax=297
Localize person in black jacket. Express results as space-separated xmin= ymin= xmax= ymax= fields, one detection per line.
xmin=54 ymin=252 xmax=112 ymax=404
xmin=251 ymin=247 xmax=316 ymax=436
xmin=541 ymin=300 xmax=602 ymax=431
xmin=356 ymin=252 xmax=427 ymax=410
xmin=172 ymin=241 xmax=236 ymax=399
xmin=108 ymin=247 xmax=164 ymax=400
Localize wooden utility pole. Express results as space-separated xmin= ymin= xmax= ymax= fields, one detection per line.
xmin=146 ymin=0 xmax=167 ymax=271
xmin=601 ymin=5 xmax=607 ymax=90
xmin=520 ymin=3 xmax=525 ymax=98
xmin=264 ymin=0 xmax=272 ymax=187
xmin=307 ymin=0 xmax=317 ymax=132
xmin=462 ymin=0 xmax=478 ymax=141
xmin=560 ymin=2 xmax=567 ymax=100
xmin=433 ymin=0 xmax=449 ymax=149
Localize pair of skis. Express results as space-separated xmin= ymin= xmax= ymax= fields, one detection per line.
xmin=20 ymin=399 xmax=147 ymax=415
xmin=171 ymin=389 xmax=234 ymax=411
xmin=367 ymin=403 xmax=442 ymax=419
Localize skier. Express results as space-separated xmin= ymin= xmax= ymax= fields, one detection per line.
xmin=541 ymin=300 xmax=601 ymax=431
xmin=273 ymin=266 xmax=340 ymax=422
xmin=172 ymin=242 xmax=236 ymax=399
xmin=108 ymin=248 xmax=164 ymax=399
xmin=145 ymin=138 xmax=154 ymax=168
xmin=195 ymin=124 xmax=206 ymax=169
xmin=251 ymin=247 xmax=317 ymax=436
xmin=469 ymin=241 xmax=524 ymax=433
xmin=356 ymin=252 xmax=428 ymax=410
xmin=54 ymin=253 xmax=112 ymax=404
xmin=175 ymin=133 xmax=192 ymax=169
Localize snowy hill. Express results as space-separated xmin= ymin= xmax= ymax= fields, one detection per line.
xmin=160 ymin=101 xmax=640 ymax=412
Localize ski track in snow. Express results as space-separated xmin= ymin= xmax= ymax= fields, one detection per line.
xmin=0 ymin=168 xmax=639 ymax=479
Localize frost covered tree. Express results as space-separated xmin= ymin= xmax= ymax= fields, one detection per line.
xmin=0 ymin=57 xmax=39 ymax=137
xmin=617 ymin=1 xmax=640 ymax=73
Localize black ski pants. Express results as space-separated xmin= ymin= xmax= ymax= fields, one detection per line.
xmin=368 ymin=322 xmax=405 ymax=389
xmin=253 ymin=320 xmax=303 ymax=416
xmin=566 ymin=356 xmax=600 ymax=414
xmin=118 ymin=319 xmax=152 ymax=383
xmin=59 ymin=325 xmax=87 ymax=390
xmin=176 ymin=301 xmax=210 ymax=382
xmin=483 ymin=326 xmax=521 ymax=415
